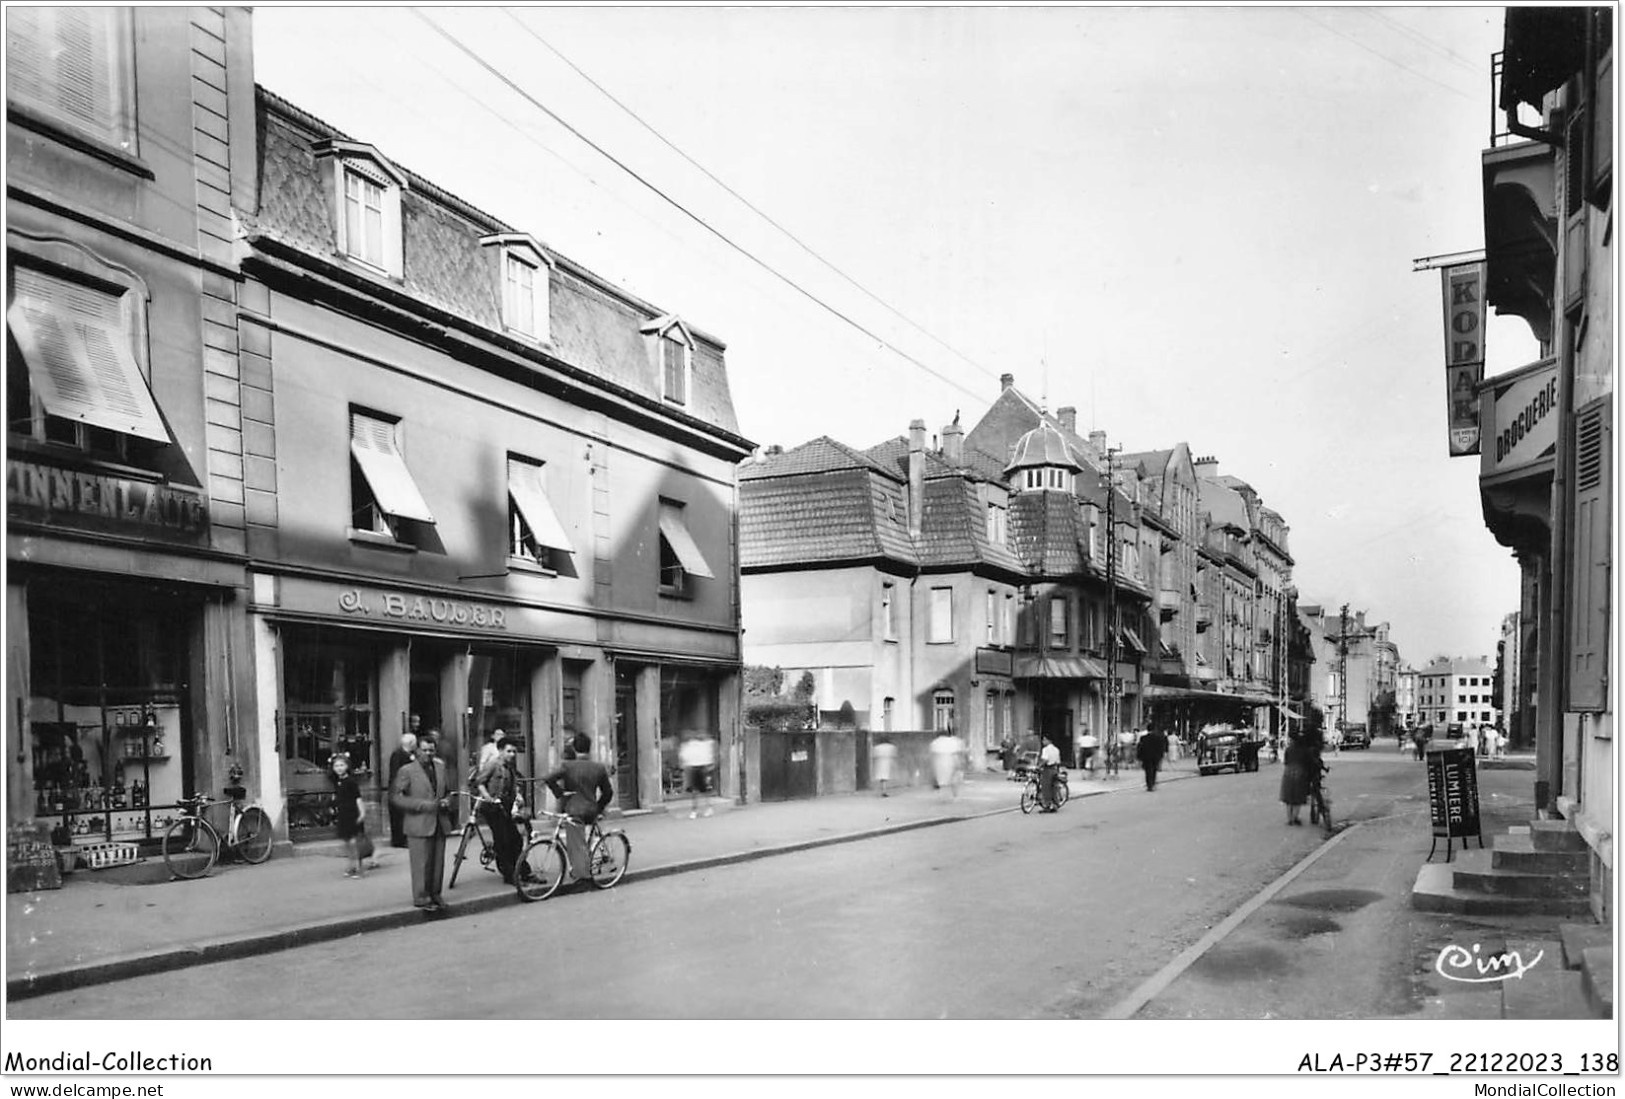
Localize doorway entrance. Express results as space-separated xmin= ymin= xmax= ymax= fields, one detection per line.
xmin=613 ymin=671 xmax=639 ymax=810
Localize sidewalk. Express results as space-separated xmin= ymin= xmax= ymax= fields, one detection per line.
xmin=6 ymin=762 xmax=1191 ymax=1000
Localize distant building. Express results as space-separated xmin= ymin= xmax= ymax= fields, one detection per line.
xmin=1416 ymin=659 xmax=1499 ymax=731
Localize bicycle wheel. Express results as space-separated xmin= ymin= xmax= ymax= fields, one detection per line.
xmin=1020 ymin=781 xmax=1039 ymax=814
xmin=162 ymin=818 xmax=219 ymax=880
xmin=589 ymin=830 xmax=631 ymax=889
xmin=448 ymin=823 xmax=478 ymax=889
xmin=1055 ymin=779 xmax=1071 ymax=808
xmin=515 ymin=838 xmax=566 ymax=901
xmin=1316 ymin=792 xmax=1334 ymax=833
xmin=235 ymin=807 xmax=273 ymax=864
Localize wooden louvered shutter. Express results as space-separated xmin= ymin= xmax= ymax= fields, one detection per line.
xmin=5 ymin=8 xmax=129 ymax=148
xmin=1566 ymin=400 xmax=1612 ymax=711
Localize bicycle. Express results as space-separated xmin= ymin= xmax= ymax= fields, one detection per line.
xmin=514 ymin=809 xmax=632 ymax=901
xmin=1307 ymin=763 xmax=1334 ymax=834
xmin=1019 ymin=767 xmax=1070 ymax=814
xmin=447 ymin=788 xmax=532 ymax=888
xmin=161 ymin=792 xmax=274 ymax=879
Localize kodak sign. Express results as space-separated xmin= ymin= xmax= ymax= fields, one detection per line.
xmin=1441 ymin=262 xmax=1486 ymax=457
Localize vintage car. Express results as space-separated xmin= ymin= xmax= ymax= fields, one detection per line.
xmin=1341 ymin=723 xmax=1372 ymax=750
xmin=1197 ymin=727 xmax=1245 ymax=776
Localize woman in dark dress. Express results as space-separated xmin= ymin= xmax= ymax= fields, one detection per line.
xmin=332 ymin=752 xmax=366 ymax=878
xmin=1279 ymin=731 xmax=1311 ymax=825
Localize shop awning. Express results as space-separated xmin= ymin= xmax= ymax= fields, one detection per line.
xmin=507 ymin=458 xmax=574 ymax=554
xmin=658 ymin=501 xmax=714 ymax=578
xmin=1013 ymin=654 xmax=1107 ymax=679
xmin=8 ymin=267 xmax=171 ymax=443
xmin=350 ymin=412 xmax=436 ymax=523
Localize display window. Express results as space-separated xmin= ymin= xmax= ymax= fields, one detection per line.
xmin=26 ymin=580 xmax=195 ymax=846
xmin=659 ymin=668 xmax=719 ymax=798
xmin=467 ymin=646 xmax=532 ymax=772
xmin=280 ymin=628 xmax=379 ymax=839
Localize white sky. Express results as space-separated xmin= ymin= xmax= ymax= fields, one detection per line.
xmin=252 ymin=4 xmax=1541 ymax=666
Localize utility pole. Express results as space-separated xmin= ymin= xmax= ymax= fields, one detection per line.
xmin=1105 ymin=446 xmax=1122 ymax=765
xmin=1337 ymin=603 xmax=1350 ymax=742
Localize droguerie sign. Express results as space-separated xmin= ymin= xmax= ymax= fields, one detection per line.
xmin=7 ymin=456 xmax=208 ymax=541
xmin=1483 ymin=359 xmax=1560 ymax=477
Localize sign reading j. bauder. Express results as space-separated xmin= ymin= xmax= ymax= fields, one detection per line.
xmin=1482 ymin=358 xmax=1559 ymax=478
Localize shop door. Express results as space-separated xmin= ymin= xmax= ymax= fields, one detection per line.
xmin=1040 ymin=707 xmax=1073 ymax=766
xmin=613 ymin=679 xmax=639 ymax=810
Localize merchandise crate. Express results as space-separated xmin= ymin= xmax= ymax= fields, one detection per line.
xmin=79 ymin=842 xmax=141 ymax=870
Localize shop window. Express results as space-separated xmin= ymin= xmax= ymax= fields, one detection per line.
xmin=26 ymin=582 xmax=192 ymax=846
xmin=6 ymin=7 xmax=136 ymax=155
xmin=282 ymin=631 xmax=377 ymax=837
xmin=658 ymin=498 xmax=714 ymax=597
xmin=7 ymin=263 xmax=170 ymax=457
xmin=507 ymin=454 xmax=574 ymax=571
xmin=928 ymin=587 xmax=953 ymax=643
xmin=349 ymin=408 xmax=435 ymax=545
xmin=932 ymin=690 xmax=955 ymax=733
xmin=660 ymin=668 xmax=718 ymax=798
xmin=467 ymin=647 xmax=532 ymax=769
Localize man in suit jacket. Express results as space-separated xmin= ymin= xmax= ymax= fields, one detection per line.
xmin=390 ymin=731 xmax=454 ymax=911
xmin=386 ymin=730 xmax=418 ymax=848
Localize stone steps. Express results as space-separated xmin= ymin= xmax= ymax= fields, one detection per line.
xmin=1492 ymin=832 xmax=1590 ymax=874
xmin=1411 ymin=820 xmax=1594 ymax=918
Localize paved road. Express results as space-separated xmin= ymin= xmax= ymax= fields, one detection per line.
xmin=13 ymin=757 xmax=1428 ymax=1020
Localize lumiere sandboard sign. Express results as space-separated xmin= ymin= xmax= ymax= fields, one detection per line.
xmin=1441 ymin=261 xmax=1486 ymax=457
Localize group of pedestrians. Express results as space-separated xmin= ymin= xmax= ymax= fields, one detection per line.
xmin=340 ymin=721 xmax=621 ymax=913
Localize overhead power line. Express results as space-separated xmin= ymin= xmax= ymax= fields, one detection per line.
xmin=501 ymin=8 xmax=1003 ymax=389
xmin=1294 ymin=9 xmax=1478 ymax=103
xmin=412 ymin=9 xmax=994 ymax=407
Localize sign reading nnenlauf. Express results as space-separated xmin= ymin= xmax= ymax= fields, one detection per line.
xmin=1441 ymin=262 xmax=1486 ymax=457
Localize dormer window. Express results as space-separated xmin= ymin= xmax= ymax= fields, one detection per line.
xmin=642 ymin=316 xmax=693 ymax=408
xmin=481 ymin=234 xmax=552 ymax=342
xmin=316 ymin=141 xmax=407 ymax=279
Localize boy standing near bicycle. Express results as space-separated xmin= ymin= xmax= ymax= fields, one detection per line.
xmin=474 ymin=738 xmax=526 ymax=884
xmin=542 ymin=731 xmax=615 ymax=871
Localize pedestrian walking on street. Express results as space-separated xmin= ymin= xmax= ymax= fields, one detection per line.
xmin=386 ymin=730 xmax=417 ymax=848
xmin=1078 ymin=730 xmax=1099 ymax=773
xmin=1136 ymin=728 xmax=1169 ymax=791
xmin=679 ymin=731 xmax=716 ymax=817
xmin=331 ymin=752 xmax=367 ymax=879
xmin=872 ymin=736 xmax=898 ymax=796
xmin=1280 ymin=730 xmax=1311 ymax=825
xmin=391 ymin=731 xmax=454 ymax=912
xmin=1411 ymin=725 xmax=1428 ymax=761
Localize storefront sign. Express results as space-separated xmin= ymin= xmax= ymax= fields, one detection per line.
xmin=337 ymin=588 xmax=509 ymax=630
xmin=7 ymin=457 xmax=208 ymax=541
xmin=975 ymin=647 xmax=1013 ymax=677
xmin=1426 ymin=744 xmax=1482 ymax=850
xmin=1440 ymin=263 xmax=1486 ymax=457
xmin=1482 ymin=359 xmax=1559 ymax=478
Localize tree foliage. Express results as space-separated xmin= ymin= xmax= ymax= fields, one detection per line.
xmin=744 ymin=665 xmax=815 ymax=731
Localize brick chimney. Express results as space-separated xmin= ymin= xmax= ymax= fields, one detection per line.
xmin=941 ymin=417 xmax=964 ymax=466
xmin=908 ymin=419 xmax=926 ymax=539
xmin=1194 ymin=455 xmax=1219 ymax=478
xmin=1058 ymin=407 xmax=1077 ymax=434
xmin=1000 ymin=373 xmax=1014 ymax=392
xmin=1088 ymin=429 xmax=1107 ymax=453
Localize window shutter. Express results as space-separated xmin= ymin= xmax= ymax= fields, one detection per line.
xmin=8 ymin=267 xmax=168 ymax=442
xmin=1566 ymin=400 xmax=1611 ymax=710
